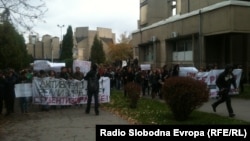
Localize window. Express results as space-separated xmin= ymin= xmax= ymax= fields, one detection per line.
xmin=140 ymin=5 xmax=148 ymax=25
xmin=173 ymin=39 xmax=193 ymax=61
xmin=143 ymin=45 xmax=154 ymax=62
xmin=172 ymin=0 xmax=177 ymax=16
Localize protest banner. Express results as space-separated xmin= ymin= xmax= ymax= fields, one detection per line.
xmin=180 ymin=67 xmax=242 ymax=97
xmin=14 ymin=83 xmax=33 ymax=97
xmin=33 ymin=60 xmax=65 ymax=72
xmin=179 ymin=67 xmax=198 ymax=79
xmin=30 ymin=77 xmax=110 ymax=105
xmin=140 ymin=64 xmax=151 ymax=70
xmin=122 ymin=60 xmax=127 ymax=67
xmin=73 ymin=60 xmax=91 ymax=75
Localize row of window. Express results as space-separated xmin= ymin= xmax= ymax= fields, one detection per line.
xmin=142 ymin=39 xmax=193 ymax=62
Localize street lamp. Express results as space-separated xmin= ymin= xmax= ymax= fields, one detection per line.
xmin=57 ymin=24 xmax=64 ymax=57
xmin=31 ymin=35 xmax=36 ymax=58
xmin=50 ymin=39 xmax=54 ymax=63
xmin=57 ymin=24 xmax=64 ymax=41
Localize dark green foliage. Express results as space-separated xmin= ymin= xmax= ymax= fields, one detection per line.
xmin=60 ymin=25 xmax=73 ymax=67
xmin=64 ymin=58 xmax=73 ymax=69
xmin=90 ymin=34 xmax=105 ymax=64
xmin=0 ymin=22 xmax=32 ymax=70
xmin=162 ymin=77 xmax=209 ymax=121
xmin=124 ymin=82 xmax=141 ymax=108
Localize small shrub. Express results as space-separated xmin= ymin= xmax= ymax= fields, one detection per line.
xmin=162 ymin=76 xmax=209 ymax=121
xmin=124 ymin=82 xmax=141 ymax=108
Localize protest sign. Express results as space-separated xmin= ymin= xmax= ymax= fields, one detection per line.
xmin=31 ymin=77 xmax=110 ymax=105
xmin=14 ymin=83 xmax=33 ymax=97
xmin=73 ymin=60 xmax=91 ymax=75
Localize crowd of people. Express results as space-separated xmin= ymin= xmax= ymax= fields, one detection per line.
xmin=0 ymin=62 xmax=244 ymax=118
xmin=0 ymin=63 xmax=182 ymax=116
xmin=0 ymin=66 xmax=85 ymax=116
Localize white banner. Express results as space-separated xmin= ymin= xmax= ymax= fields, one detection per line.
xmin=73 ymin=60 xmax=91 ymax=75
xmin=14 ymin=83 xmax=33 ymax=97
xmin=122 ymin=60 xmax=127 ymax=67
xmin=33 ymin=60 xmax=65 ymax=72
xmin=180 ymin=67 xmax=242 ymax=97
xmin=31 ymin=77 xmax=110 ymax=105
xmin=179 ymin=67 xmax=198 ymax=79
xmin=140 ymin=64 xmax=151 ymax=70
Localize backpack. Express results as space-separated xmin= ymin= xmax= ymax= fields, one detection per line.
xmin=88 ymin=72 xmax=99 ymax=92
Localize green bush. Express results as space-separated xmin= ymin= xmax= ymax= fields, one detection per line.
xmin=162 ymin=77 xmax=209 ymax=121
xmin=124 ymin=82 xmax=141 ymax=108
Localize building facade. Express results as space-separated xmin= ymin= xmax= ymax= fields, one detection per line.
xmin=26 ymin=34 xmax=60 ymax=61
xmin=132 ymin=0 xmax=250 ymax=76
xmin=74 ymin=27 xmax=115 ymax=61
xmin=27 ymin=27 xmax=115 ymax=63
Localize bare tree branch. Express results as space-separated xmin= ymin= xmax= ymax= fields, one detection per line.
xmin=0 ymin=0 xmax=47 ymax=32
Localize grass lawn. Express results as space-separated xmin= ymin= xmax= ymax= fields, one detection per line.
xmin=234 ymin=84 xmax=250 ymax=99
xmin=101 ymin=89 xmax=250 ymax=125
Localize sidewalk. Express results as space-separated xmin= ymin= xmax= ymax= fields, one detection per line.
xmin=143 ymin=94 xmax=250 ymax=122
xmin=0 ymin=97 xmax=249 ymax=141
xmin=0 ymin=105 xmax=129 ymax=141
xmin=197 ymin=97 xmax=250 ymax=122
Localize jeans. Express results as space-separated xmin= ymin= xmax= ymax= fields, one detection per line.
xmin=116 ymin=79 xmax=121 ymax=90
xmin=86 ymin=90 xmax=99 ymax=115
xmin=20 ymin=97 xmax=29 ymax=113
xmin=212 ymin=89 xmax=234 ymax=114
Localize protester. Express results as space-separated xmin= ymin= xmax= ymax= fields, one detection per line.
xmin=67 ymin=67 xmax=74 ymax=79
xmin=212 ymin=64 xmax=238 ymax=117
xmin=237 ymin=64 xmax=245 ymax=94
xmin=18 ymin=70 xmax=32 ymax=113
xmin=48 ymin=70 xmax=58 ymax=110
xmin=171 ymin=64 xmax=180 ymax=77
xmin=141 ymin=70 xmax=150 ymax=96
xmin=60 ymin=67 xmax=69 ymax=80
xmin=73 ymin=66 xmax=84 ymax=81
xmin=122 ymin=66 xmax=134 ymax=97
xmin=48 ymin=70 xmax=57 ymax=78
xmin=149 ymin=68 xmax=161 ymax=99
xmin=84 ymin=63 xmax=100 ymax=115
xmin=39 ymin=70 xmax=50 ymax=111
xmin=0 ymin=70 xmax=6 ymax=115
xmin=4 ymin=69 xmax=18 ymax=116
xmin=114 ymin=68 xmax=122 ymax=90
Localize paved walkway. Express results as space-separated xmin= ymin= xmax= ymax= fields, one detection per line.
xmin=0 ymin=105 xmax=129 ymax=141
xmin=0 ymin=97 xmax=249 ymax=141
xmin=197 ymin=97 xmax=250 ymax=122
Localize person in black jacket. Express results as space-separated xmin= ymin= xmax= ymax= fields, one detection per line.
xmin=212 ymin=64 xmax=238 ymax=117
xmin=122 ymin=66 xmax=134 ymax=97
xmin=84 ymin=63 xmax=100 ymax=115
xmin=0 ymin=70 xmax=6 ymax=115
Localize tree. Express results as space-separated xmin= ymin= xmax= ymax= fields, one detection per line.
xmin=117 ymin=32 xmax=132 ymax=44
xmin=108 ymin=33 xmax=133 ymax=65
xmin=90 ymin=34 xmax=105 ymax=64
xmin=0 ymin=21 xmax=32 ymax=70
xmin=60 ymin=25 xmax=74 ymax=67
xmin=0 ymin=0 xmax=47 ymax=32
xmin=107 ymin=32 xmax=133 ymax=66
xmin=108 ymin=43 xmax=133 ymax=61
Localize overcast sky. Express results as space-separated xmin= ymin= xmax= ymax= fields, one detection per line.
xmin=29 ymin=0 xmax=139 ymax=42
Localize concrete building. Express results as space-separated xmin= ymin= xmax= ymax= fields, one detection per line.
xmin=74 ymin=27 xmax=115 ymax=61
xmin=26 ymin=34 xmax=60 ymax=62
xmin=27 ymin=26 xmax=115 ymax=63
xmin=132 ymin=0 xmax=250 ymax=75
